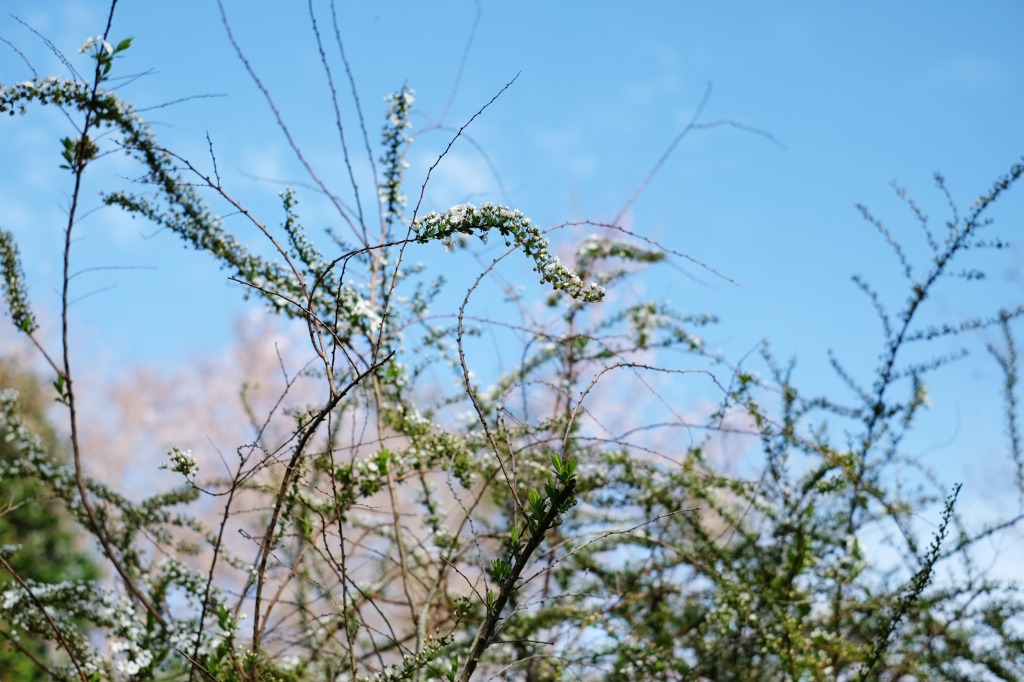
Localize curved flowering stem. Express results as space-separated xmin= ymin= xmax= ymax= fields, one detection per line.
xmin=413 ymin=202 xmax=605 ymax=302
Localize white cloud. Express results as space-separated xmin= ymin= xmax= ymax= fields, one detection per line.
xmin=412 ymin=149 xmax=501 ymax=210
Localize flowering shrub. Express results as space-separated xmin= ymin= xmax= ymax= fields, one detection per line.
xmin=2 ymin=7 xmax=1024 ymax=682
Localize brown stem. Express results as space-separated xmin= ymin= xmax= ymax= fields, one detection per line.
xmin=251 ymin=351 xmax=394 ymax=656
xmin=457 ymin=478 xmax=576 ymax=682
xmin=59 ymin=0 xmax=166 ymax=629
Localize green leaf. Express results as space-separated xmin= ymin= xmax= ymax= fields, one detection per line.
xmin=489 ymin=558 xmax=511 ymax=583
xmin=551 ymin=452 xmax=563 ymax=474
xmin=528 ymin=488 xmax=541 ymax=509
xmin=53 ymin=375 xmax=68 ymax=404
xmin=60 ymin=136 xmax=75 ymax=169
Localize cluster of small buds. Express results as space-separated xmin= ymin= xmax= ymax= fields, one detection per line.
xmin=162 ymin=447 xmax=198 ymax=477
xmin=1 ymin=390 xmax=43 ymax=452
xmin=384 ymin=88 xmax=415 ymax=127
xmin=413 ymin=202 xmax=605 ymax=302
xmin=0 ymin=231 xmax=38 ymax=332
xmin=575 ymin=234 xmax=665 ymax=265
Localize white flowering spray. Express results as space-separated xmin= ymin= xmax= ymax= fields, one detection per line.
xmin=413 ymin=202 xmax=605 ymax=302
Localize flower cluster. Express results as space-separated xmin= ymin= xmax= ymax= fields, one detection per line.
xmin=575 ymin=234 xmax=666 ymax=266
xmin=1 ymin=390 xmax=44 ymax=457
xmin=100 ymin=593 xmax=156 ymax=677
xmin=162 ymin=447 xmax=198 ymax=478
xmin=379 ymin=87 xmax=415 ymax=224
xmin=0 ymin=77 xmax=92 ymax=117
xmin=78 ymin=35 xmax=114 ymax=56
xmin=413 ymin=202 xmax=605 ymax=302
xmin=0 ymin=579 xmax=106 ymax=675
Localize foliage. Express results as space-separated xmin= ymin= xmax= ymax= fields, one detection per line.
xmin=2 ymin=4 xmax=1024 ymax=681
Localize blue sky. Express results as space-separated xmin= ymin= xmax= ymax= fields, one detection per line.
xmin=2 ymin=2 xmax=1024 ymax=511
